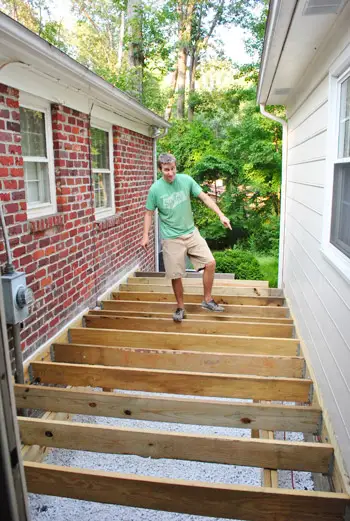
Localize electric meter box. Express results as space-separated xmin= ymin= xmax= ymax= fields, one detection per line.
xmin=1 ymin=271 xmax=32 ymax=325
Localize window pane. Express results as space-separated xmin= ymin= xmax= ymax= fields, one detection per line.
xmin=24 ymin=162 xmax=50 ymax=204
xmin=91 ymin=127 xmax=109 ymax=169
xmin=93 ymin=172 xmax=111 ymax=209
xmin=331 ymin=163 xmax=350 ymax=258
xmin=20 ymin=107 xmax=47 ymax=157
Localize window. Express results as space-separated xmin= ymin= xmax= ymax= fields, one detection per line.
xmin=19 ymin=94 xmax=56 ymax=218
xmin=323 ymin=54 xmax=350 ymax=281
xmin=91 ymin=123 xmax=115 ymax=219
xmin=330 ymin=75 xmax=350 ymax=259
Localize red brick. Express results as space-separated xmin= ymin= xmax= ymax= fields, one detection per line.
xmin=0 ymin=155 xmax=14 ymax=166
xmin=6 ymin=98 xmax=19 ymax=109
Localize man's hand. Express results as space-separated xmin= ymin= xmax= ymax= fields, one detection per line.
xmin=141 ymin=235 xmax=149 ymax=250
xmin=220 ymin=215 xmax=232 ymax=230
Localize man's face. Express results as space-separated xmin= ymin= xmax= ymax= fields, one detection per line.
xmin=161 ymin=162 xmax=176 ymax=183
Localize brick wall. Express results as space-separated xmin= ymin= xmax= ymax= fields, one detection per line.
xmin=0 ymin=83 xmax=155 ymax=361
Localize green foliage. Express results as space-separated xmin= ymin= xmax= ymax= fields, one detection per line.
xmin=257 ymin=255 xmax=278 ymax=288
xmin=238 ymin=215 xmax=280 ymax=256
xmin=213 ymin=249 xmax=263 ymax=279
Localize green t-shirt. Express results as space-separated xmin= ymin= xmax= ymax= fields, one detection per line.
xmin=146 ymin=174 xmax=202 ymax=239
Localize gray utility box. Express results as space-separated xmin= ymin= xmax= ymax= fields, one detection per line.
xmin=1 ymin=271 xmax=31 ymax=325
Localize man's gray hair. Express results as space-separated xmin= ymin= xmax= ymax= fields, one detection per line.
xmin=158 ymin=153 xmax=176 ymax=170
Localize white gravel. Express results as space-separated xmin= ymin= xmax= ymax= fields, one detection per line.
xmin=28 ymin=392 xmax=314 ymax=521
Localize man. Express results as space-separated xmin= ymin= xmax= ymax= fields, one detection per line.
xmin=141 ymin=153 xmax=232 ymax=322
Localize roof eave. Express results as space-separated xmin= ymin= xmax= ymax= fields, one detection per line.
xmin=0 ymin=12 xmax=170 ymax=130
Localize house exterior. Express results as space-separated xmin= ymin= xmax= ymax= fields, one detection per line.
xmin=0 ymin=13 xmax=169 ymax=363
xmin=258 ymin=0 xmax=350 ymax=482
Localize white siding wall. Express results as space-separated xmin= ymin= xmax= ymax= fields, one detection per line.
xmin=284 ymin=10 xmax=350 ymax=479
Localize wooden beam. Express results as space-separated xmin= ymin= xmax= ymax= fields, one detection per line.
xmin=84 ymin=315 xmax=294 ymax=338
xmin=69 ymin=328 xmax=299 ymax=356
xmin=128 ymin=277 xmax=269 ymax=288
xmin=19 ymin=417 xmax=333 ymax=472
xmin=30 ymin=362 xmax=312 ymax=402
xmin=134 ymin=271 xmax=234 ymax=279
xmin=24 ymin=462 xmax=350 ymax=521
xmin=119 ymin=282 xmax=276 ymax=300
xmin=103 ymin=299 xmax=289 ymax=318
xmin=15 ymin=384 xmax=322 ymax=433
xmin=261 ymin=430 xmax=279 ymax=488
xmin=53 ymin=343 xmax=304 ymax=378
xmin=95 ymin=308 xmax=294 ymax=324
xmin=119 ymin=284 xmax=278 ymax=297
xmin=113 ymin=291 xmax=285 ymax=307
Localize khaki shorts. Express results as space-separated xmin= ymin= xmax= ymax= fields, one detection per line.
xmin=162 ymin=228 xmax=215 ymax=279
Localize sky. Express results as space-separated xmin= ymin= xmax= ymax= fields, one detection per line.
xmin=50 ymin=0 xmax=252 ymax=65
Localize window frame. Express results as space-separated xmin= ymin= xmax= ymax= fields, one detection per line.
xmin=322 ymin=49 xmax=350 ymax=283
xmin=19 ymin=92 xmax=57 ymax=219
xmin=90 ymin=119 xmax=115 ymax=220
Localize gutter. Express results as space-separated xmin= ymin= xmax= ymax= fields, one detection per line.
xmin=152 ymin=128 xmax=168 ymax=271
xmin=259 ymin=104 xmax=287 ymax=289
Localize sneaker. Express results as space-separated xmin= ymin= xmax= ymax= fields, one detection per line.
xmin=173 ymin=308 xmax=185 ymax=322
xmin=201 ymin=299 xmax=224 ymax=312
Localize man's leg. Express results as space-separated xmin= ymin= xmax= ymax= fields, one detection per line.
xmin=187 ymin=230 xmax=224 ymax=312
xmin=172 ymin=277 xmax=184 ymax=308
xmin=203 ymin=260 xmax=216 ymax=303
xmin=171 ymin=277 xmax=185 ymax=322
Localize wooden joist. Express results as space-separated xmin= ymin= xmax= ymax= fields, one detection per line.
xmin=113 ymin=291 xmax=285 ymax=307
xmin=84 ymin=314 xmax=294 ymax=338
xmin=129 ymin=276 xmax=269 ymax=288
xmin=134 ymin=271 xmax=235 ymax=279
xmin=53 ymin=343 xmax=304 ymax=378
xmin=15 ymin=384 xmax=322 ymax=433
xmin=24 ymin=462 xmax=350 ymax=521
xmin=95 ymin=308 xmax=294 ymax=324
xmin=120 ymin=283 xmax=280 ymax=297
xmin=30 ymin=361 xmax=312 ymax=402
xmin=19 ymin=417 xmax=333 ymax=472
xmin=54 ymin=342 xmax=304 ymax=378
xmin=69 ymin=328 xmax=300 ymax=356
xmin=103 ymin=299 xmax=289 ymax=318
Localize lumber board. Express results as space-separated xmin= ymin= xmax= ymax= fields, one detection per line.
xmin=15 ymin=384 xmax=322 ymax=433
xmin=24 ymin=462 xmax=350 ymax=521
xmin=119 ymin=283 xmax=279 ymax=297
xmin=53 ymin=343 xmax=304 ymax=378
xmin=134 ymin=271 xmax=235 ymax=279
xmin=84 ymin=314 xmax=294 ymax=338
xmin=128 ymin=276 xmax=269 ymax=288
xmin=69 ymin=327 xmax=299 ymax=356
xmin=95 ymin=308 xmax=294 ymax=324
xmin=18 ymin=417 xmax=333 ymax=472
xmin=103 ymin=299 xmax=289 ymax=318
xmin=261 ymin=430 xmax=279 ymax=488
xmin=30 ymin=361 xmax=312 ymax=402
xmin=113 ymin=291 xmax=285 ymax=307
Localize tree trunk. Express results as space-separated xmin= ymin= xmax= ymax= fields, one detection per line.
xmin=188 ymin=52 xmax=198 ymax=121
xmin=176 ymin=45 xmax=187 ymax=119
xmin=164 ymin=67 xmax=179 ymax=121
xmin=127 ymin=0 xmax=143 ymax=101
xmin=117 ymin=11 xmax=125 ymax=70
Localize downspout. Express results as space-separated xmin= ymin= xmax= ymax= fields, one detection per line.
xmin=260 ymin=104 xmax=288 ymax=288
xmin=152 ymin=127 xmax=168 ymax=272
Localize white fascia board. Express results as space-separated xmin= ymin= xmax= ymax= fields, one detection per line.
xmin=257 ymin=0 xmax=298 ymax=105
xmin=0 ymin=13 xmax=170 ymax=131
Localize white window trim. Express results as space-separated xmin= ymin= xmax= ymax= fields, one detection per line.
xmin=19 ymin=91 xmax=57 ymax=220
xmin=91 ymin=118 xmax=115 ymax=220
xmin=322 ymin=46 xmax=350 ymax=284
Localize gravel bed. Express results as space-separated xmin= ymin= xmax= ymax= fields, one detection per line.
xmin=29 ymin=392 xmax=314 ymax=521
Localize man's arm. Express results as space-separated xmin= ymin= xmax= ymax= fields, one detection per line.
xmin=141 ymin=209 xmax=154 ymax=250
xmin=197 ymin=192 xmax=232 ymax=230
